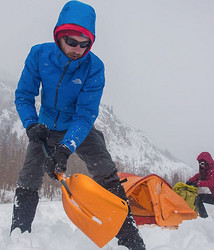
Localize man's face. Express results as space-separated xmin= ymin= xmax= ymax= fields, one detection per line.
xmin=59 ymin=35 xmax=90 ymax=60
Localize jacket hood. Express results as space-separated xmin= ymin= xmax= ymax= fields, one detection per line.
xmin=54 ymin=1 xmax=96 ymax=39
xmin=197 ymin=152 xmax=214 ymax=166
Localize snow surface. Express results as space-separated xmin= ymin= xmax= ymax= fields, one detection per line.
xmin=0 ymin=201 xmax=214 ymax=250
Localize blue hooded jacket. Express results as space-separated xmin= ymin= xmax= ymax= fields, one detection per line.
xmin=15 ymin=1 xmax=105 ymax=153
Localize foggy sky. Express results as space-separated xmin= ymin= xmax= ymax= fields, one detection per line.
xmin=1 ymin=0 xmax=214 ymax=167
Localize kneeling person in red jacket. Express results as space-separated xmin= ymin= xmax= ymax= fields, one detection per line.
xmin=186 ymin=152 xmax=214 ymax=218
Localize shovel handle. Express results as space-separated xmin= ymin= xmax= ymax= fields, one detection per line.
xmin=42 ymin=140 xmax=51 ymax=158
xmin=42 ymin=141 xmax=72 ymax=197
xmin=54 ymin=172 xmax=65 ymax=182
xmin=56 ymin=173 xmax=72 ymax=197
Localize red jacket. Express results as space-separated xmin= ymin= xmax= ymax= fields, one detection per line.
xmin=188 ymin=152 xmax=214 ymax=196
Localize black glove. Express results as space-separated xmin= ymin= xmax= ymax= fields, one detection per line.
xmin=44 ymin=144 xmax=71 ymax=179
xmin=186 ymin=181 xmax=198 ymax=187
xmin=26 ymin=123 xmax=50 ymax=142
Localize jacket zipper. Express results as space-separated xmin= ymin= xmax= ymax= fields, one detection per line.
xmin=54 ymin=60 xmax=71 ymax=130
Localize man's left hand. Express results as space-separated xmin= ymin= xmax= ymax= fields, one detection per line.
xmin=44 ymin=144 xmax=71 ymax=179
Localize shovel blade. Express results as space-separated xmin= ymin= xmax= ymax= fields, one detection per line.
xmin=61 ymin=174 xmax=128 ymax=248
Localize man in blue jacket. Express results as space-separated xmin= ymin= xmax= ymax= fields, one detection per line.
xmin=11 ymin=1 xmax=145 ymax=249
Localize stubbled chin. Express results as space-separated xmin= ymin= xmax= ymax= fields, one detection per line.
xmin=67 ymin=53 xmax=81 ymax=60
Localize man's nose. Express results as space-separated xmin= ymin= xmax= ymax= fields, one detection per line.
xmin=74 ymin=45 xmax=82 ymax=52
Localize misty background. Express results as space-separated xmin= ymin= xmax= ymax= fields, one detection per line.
xmin=0 ymin=0 xmax=214 ymax=168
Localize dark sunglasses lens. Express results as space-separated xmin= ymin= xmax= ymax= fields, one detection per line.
xmin=200 ymin=162 xmax=208 ymax=167
xmin=80 ymin=41 xmax=90 ymax=48
xmin=64 ymin=37 xmax=90 ymax=48
xmin=66 ymin=38 xmax=78 ymax=47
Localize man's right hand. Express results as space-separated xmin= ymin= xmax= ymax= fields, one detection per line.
xmin=26 ymin=123 xmax=50 ymax=142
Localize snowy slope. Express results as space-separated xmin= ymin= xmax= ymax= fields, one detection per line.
xmin=95 ymin=105 xmax=195 ymax=181
xmin=0 ymin=201 xmax=214 ymax=250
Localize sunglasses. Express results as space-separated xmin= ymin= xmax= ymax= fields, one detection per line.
xmin=199 ymin=162 xmax=208 ymax=167
xmin=63 ymin=36 xmax=91 ymax=48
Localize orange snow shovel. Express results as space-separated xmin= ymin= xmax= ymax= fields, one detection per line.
xmin=42 ymin=142 xmax=128 ymax=248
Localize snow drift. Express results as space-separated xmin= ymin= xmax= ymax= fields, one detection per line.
xmin=0 ymin=202 xmax=213 ymax=250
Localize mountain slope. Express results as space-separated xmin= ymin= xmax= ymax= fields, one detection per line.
xmin=95 ymin=105 xmax=194 ymax=183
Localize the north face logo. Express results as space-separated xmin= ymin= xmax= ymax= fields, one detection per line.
xmin=73 ymin=79 xmax=82 ymax=84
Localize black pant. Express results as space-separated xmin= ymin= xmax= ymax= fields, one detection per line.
xmin=197 ymin=193 xmax=214 ymax=218
xmin=17 ymin=126 xmax=119 ymax=190
xmin=76 ymin=126 xmax=119 ymax=185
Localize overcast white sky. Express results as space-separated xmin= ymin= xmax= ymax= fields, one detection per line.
xmin=1 ymin=0 xmax=214 ymax=167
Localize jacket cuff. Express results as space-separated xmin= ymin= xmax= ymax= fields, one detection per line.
xmin=26 ymin=123 xmax=38 ymax=132
xmin=61 ymin=139 xmax=77 ymax=154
